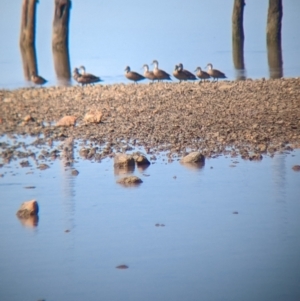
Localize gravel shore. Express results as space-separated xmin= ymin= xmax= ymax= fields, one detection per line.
xmin=0 ymin=78 xmax=300 ymax=163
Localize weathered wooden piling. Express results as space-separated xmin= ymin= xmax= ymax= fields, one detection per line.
xmin=52 ymin=0 xmax=71 ymax=84
xmin=267 ymin=0 xmax=283 ymax=78
xmin=19 ymin=0 xmax=38 ymax=80
xmin=232 ymin=0 xmax=246 ymax=80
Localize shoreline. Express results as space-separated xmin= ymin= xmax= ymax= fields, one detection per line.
xmin=1 ymin=78 xmax=300 ymax=164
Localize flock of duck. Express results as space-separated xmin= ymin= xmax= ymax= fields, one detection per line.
xmin=30 ymin=60 xmax=227 ymax=86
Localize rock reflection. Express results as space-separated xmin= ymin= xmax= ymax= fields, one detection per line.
xmin=137 ymin=164 xmax=150 ymax=173
xmin=180 ymin=162 xmax=205 ymax=171
xmin=114 ymin=165 xmax=135 ymax=176
xmin=17 ymin=215 xmax=39 ymax=228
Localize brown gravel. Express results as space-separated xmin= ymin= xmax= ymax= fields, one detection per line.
xmin=0 ymin=78 xmax=300 ymax=161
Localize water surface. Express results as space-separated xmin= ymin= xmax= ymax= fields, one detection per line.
xmin=0 ymin=142 xmax=300 ymax=301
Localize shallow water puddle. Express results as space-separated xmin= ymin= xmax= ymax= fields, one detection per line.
xmin=0 ymin=145 xmax=300 ymax=301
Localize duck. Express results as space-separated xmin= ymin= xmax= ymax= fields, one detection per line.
xmin=151 ymin=60 xmax=172 ymax=81
xmin=194 ymin=67 xmax=211 ymax=82
xmin=31 ymin=72 xmax=47 ymax=86
xmin=142 ymin=64 xmax=157 ymax=82
xmin=124 ymin=66 xmax=145 ymax=83
xmin=177 ymin=63 xmax=197 ymax=81
xmin=78 ymin=65 xmax=102 ymax=84
xmin=173 ymin=65 xmax=189 ymax=82
xmin=205 ymin=63 xmax=226 ymax=81
xmin=73 ymin=68 xmax=98 ymax=86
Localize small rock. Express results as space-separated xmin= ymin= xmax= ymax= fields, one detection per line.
xmin=116 ymin=264 xmax=129 ymax=269
xmin=257 ymin=143 xmax=267 ymax=152
xmin=56 ymin=116 xmax=77 ymax=127
xmin=249 ymin=153 xmax=263 ymax=161
xmin=20 ymin=160 xmax=30 ymax=168
xmin=38 ymin=164 xmax=50 ymax=170
xmin=71 ymin=169 xmax=79 ymax=176
xmin=23 ymin=115 xmax=33 ymax=123
xmin=232 ymin=211 xmax=239 ymax=214
xmin=133 ymin=153 xmax=150 ymax=166
xmin=83 ymin=110 xmax=103 ymax=124
xmin=16 ymin=199 xmax=39 ymax=218
xmin=114 ymin=153 xmax=135 ymax=168
xmin=292 ymin=165 xmax=300 ymax=171
xmin=181 ymin=152 xmax=205 ymax=164
xmin=117 ymin=176 xmax=143 ymax=186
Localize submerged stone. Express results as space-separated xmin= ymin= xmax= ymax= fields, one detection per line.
xmin=117 ymin=176 xmax=143 ymax=186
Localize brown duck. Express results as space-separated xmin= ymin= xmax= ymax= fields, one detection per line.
xmin=206 ymin=63 xmax=226 ymax=81
xmin=173 ymin=65 xmax=189 ymax=82
xmin=151 ymin=60 xmax=172 ymax=81
xmin=195 ymin=67 xmax=211 ymax=82
xmin=142 ymin=64 xmax=157 ymax=82
xmin=124 ymin=66 xmax=145 ymax=83
xmin=73 ymin=68 xmax=99 ymax=86
xmin=79 ymin=65 xmax=102 ymax=84
xmin=177 ymin=63 xmax=196 ymax=81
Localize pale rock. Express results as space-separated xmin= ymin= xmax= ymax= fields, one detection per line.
xmin=181 ymin=152 xmax=205 ymax=164
xmin=56 ymin=116 xmax=77 ymax=127
xmin=16 ymin=200 xmax=39 ymax=218
xmin=83 ymin=110 xmax=103 ymax=124
xmin=114 ymin=153 xmax=135 ymax=168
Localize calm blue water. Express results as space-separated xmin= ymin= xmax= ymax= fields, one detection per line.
xmin=0 ymin=0 xmax=300 ymax=88
xmin=0 ymin=135 xmax=300 ymax=301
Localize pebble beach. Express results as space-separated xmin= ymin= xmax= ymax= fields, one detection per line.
xmin=1 ymin=78 xmax=300 ymax=164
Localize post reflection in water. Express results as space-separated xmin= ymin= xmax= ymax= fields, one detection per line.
xmin=19 ymin=0 xmax=38 ymax=82
xmin=272 ymin=154 xmax=288 ymax=241
xmin=52 ymin=0 xmax=72 ymax=85
xmin=61 ymin=138 xmax=76 ymax=233
xmin=232 ymin=40 xmax=247 ymax=81
xmin=267 ymin=41 xmax=283 ymax=79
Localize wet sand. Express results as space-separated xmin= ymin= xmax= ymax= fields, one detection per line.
xmin=0 ymin=78 xmax=300 ymax=163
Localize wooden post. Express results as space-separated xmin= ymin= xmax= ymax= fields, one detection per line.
xmin=232 ymin=0 xmax=246 ymax=80
xmin=267 ymin=0 xmax=283 ymax=78
xmin=52 ymin=0 xmax=71 ymax=84
xmin=19 ymin=0 xmax=38 ymax=80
